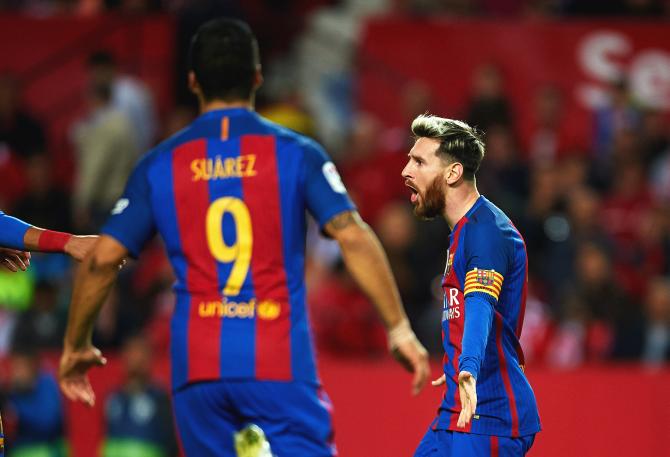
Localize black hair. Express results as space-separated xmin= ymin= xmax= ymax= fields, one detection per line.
xmin=188 ymin=18 xmax=260 ymax=102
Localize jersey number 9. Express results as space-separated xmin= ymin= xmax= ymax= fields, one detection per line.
xmin=206 ymin=197 xmax=253 ymax=296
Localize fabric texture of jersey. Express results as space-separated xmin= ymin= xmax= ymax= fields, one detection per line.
xmin=172 ymin=380 xmax=336 ymax=457
xmin=102 ymin=108 xmax=355 ymax=390
xmin=415 ymin=425 xmax=535 ymax=457
xmin=0 ymin=210 xmax=30 ymax=250
xmin=436 ymin=196 xmax=541 ymax=437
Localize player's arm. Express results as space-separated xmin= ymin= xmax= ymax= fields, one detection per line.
xmin=454 ymin=223 xmax=507 ymax=428
xmin=324 ymin=210 xmax=429 ymax=395
xmin=59 ymin=235 xmax=126 ymax=406
xmin=302 ymin=141 xmax=429 ymax=395
xmin=59 ymin=155 xmax=156 ymax=406
xmin=0 ymin=211 xmax=97 ymax=271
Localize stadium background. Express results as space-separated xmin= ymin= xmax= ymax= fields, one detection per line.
xmin=1 ymin=0 xmax=669 ymax=456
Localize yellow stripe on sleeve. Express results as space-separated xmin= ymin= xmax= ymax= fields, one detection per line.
xmin=464 ymin=268 xmax=504 ymax=300
xmin=463 ymin=286 xmax=500 ymax=300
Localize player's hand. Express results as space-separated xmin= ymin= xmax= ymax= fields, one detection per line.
xmin=0 ymin=248 xmax=30 ymax=272
xmin=457 ymin=370 xmax=477 ymax=428
xmin=431 ymin=374 xmax=446 ymax=386
xmin=59 ymin=346 xmax=107 ymax=407
xmin=64 ymin=235 xmax=99 ymax=261
xmin=388 ymin=319 xmax=430 ymax=395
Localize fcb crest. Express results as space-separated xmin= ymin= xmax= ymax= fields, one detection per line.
xmin=475 ymin=269 xmax=496 ymax=286
xmin=444 ymin=253 xmax=454 ymax=277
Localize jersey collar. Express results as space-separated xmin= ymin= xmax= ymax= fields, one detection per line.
xmin=454 ymin=195 xmax=485 ymax=231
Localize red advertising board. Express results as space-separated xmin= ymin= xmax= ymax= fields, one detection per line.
xmin=358 ymin=19 xmax=670 ymax=136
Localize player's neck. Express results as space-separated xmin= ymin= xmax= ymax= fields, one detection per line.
xmin=200 ymin=99 xmax=254 ymax=114
xmin=443 ymin=184 xmax=480 ymax=230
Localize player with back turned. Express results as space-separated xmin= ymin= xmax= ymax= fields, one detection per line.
xmin=57 ymin=18 xmax=430 ymax=457
xmin=0 ymin=211 xmax=97 ymax=457
xmin=402 ymin=115 xmax=541 ymax=456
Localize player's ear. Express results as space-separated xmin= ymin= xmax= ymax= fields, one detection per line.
xmin=444 ymin=162 xmax=464 ymax=185
xmin=253 ymin=65 xmax=263 ymax=90
xmin=188 ymin=71 xmax=200 ymax=95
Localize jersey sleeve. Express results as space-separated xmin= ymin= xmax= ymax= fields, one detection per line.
xmin=302 ymin=141 xmax=355 ymax=229
xmin=459 ymin=221 xmax=509 ymax=379
xmin=463 ymin=222 xmax=508 ymax=304
xmin=101 ymin=155 xmax=156 ymax=258
xmin=0 ymin=210 xmax=31 ymax=250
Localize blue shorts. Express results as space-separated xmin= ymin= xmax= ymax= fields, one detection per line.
xmin=414 ymin=426 xmax=535 ymax=457
xmin=173 ymin=380 xmax=336 ymax=457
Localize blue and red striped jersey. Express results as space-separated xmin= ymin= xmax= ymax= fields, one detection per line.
xmin=102 ymin=108 xmax=355 ymax=389
xmin=436 ymin=196 xmax=541 ymax=437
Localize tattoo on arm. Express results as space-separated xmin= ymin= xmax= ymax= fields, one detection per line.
xmin=325 ymin=211 xmax=361 ymax=232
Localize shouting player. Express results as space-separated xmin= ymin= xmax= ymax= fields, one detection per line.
xmin=58 ymin=18 xmax=429 ymax=456
xmin=402 ymin=115 xmax=541 ymax=456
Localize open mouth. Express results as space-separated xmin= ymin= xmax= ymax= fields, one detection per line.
xmin=405 ymin=180 xmax=419 ymax=204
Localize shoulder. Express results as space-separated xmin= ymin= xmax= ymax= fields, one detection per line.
xmin=463 ymin=199 xmax=514 ymax=249
xmin=138 ymin=125 xmax=198 ymax=169
xmin=257 ymin=116 xmax=328 ymax=158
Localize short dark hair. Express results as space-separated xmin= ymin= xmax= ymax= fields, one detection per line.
xmin=411 ymin=115 xmax=485 ymax=181
xmin=188 ymin=18 xmax=260 ymax=102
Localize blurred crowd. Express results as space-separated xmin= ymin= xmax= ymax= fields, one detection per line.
xmin=1 ymin=0 xmax=670 ymax=18
xmin=0 ymin=1 xmax=669 ymax=454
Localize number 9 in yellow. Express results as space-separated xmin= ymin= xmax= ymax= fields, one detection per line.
xmin=206 ymin=197 xmax=253 ymax=296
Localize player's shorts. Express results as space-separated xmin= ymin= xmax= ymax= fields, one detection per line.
xmin=414 ymin=424 xmax=535 ymax=457
xmin=173 ymin=379 xmax=336 ymax=457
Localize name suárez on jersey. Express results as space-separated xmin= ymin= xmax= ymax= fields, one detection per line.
xmin=191 ymin=154 xmax=257 ymax=182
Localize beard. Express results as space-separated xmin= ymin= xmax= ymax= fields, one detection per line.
xmin=414 ymin=175 xmax=446 ymax=220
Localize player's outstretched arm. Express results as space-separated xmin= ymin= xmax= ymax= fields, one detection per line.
xmin=23 ymin=226 xmax=98 ymax=261
xmin=0 ymin=210 xmax=98 ymax=262
xmin=59 ymin=235 xmax=127 ymax=407
xmin=325 ymin=210 xmax=430 ymax=395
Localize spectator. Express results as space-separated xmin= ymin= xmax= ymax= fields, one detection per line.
xmin=338 ymin=113 xmax=406 ymax=225
xmin=640 ymin=109 xmax=669 ymax=168
xmin=613 ymin=276 xmax=670 ymax=364
xmin=465 ymin=63 xmax=514 ymax=132
xmin=374 ymin=202 xmax=445 ymax=354
xmin=309 ymin=260 xmax=387 ymax=355
xmin=547 ymin=241 xmax=631 ymax=366
xmin=0 ymin=73 xmax=46 ymax=207
xmin=87 ymin=51 xmax=158 ymax=153
xmin=601 ymin=158 xmax=654 ymax=278
xmin=0 ymin=73 xmax=47 ymax=159
xmin=71 ymin=82 xmax=138 ymax=230
xmin=102 ymin=336 xmax=177 ymax=457
xmin=542 ymin=187 xmax=613 ymax=304
xmin=520 ymin=84 xmax=589 ymax=166
xmin=593 ymin=79 xmax=641 ymax=161
xmin=476 ymin=123 xmax=528 ymax=222
xmin=12 ymin=154 xmax=72 ymax=234
xmin=11 ymin=281 xmax=67 ymax=352
xmin=2 ymin=345 xmax=67 ymax=457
